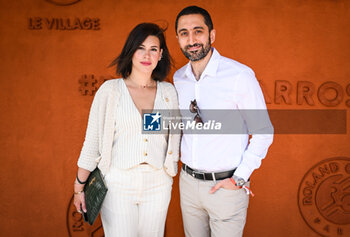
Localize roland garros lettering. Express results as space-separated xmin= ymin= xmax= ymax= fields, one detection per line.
xmin=28 ymin=17 xmax=100 ymax=30
xmin=45 ymin=0 xmax=81 ymax=6
xmin=67 ymin=195 xmax=104 ymax=236
xmin=302 ymin=162 xmax=339 ymax=205
xmin=71 ymin=211 xmax=84 ymax=232
xmin=298 ymin=158 xmax=350 ymax=236
xmin=259 ymin=80 xmax=350 ymax=108
xmin=78 ymin=74 xmax=350 ymax=110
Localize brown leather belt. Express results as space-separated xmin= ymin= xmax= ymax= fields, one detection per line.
xmin=182 ymin=164 xmax=235 ymax=181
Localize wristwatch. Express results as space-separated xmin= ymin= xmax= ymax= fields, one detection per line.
xmin=232 ymin=175 xmax=245 ymax=186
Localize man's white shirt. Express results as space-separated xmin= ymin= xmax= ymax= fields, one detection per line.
xmin=173 ymin=48 xmax=274 ymax=181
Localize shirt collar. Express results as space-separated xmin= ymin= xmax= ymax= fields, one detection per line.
xmin=183 ymin=47 xmax=221 ymax=79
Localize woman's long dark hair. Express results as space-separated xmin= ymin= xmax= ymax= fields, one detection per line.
xmin=110 ymin=23 xmax=172 ymax=81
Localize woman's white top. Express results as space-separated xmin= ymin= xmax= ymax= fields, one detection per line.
xmin=111 ymin=80 xmax=168 ymax=169
xmin=77 ymin=79 xmax=181 ymax=176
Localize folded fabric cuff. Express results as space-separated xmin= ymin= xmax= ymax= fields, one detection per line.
xmin=234 ymin=165 xmax=252 ymax=182
xmin=77 ymin=159 xmax=97 ymax=172
xmin=163 ymin=158 xmax=177 ymax=177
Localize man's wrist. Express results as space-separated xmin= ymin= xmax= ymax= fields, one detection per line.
xmin=232 ymin=175 xmax=246 ymax=186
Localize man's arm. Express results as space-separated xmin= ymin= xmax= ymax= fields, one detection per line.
xmin=233 ymin=69 xmax=274 ymax=181
xmin=210 ymin=69 xmax=273 ymax=193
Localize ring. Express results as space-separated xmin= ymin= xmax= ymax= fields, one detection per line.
xmin=77 ymin=210 xmax=82 ymax=213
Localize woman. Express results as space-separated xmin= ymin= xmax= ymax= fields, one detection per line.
xmin=73 ymin=23 xmax=180 ymax=236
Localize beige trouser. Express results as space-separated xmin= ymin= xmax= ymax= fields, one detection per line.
xmin=100 ymin=164 xmax=173 ymax=237
xmin=179 ymin=169 xmax=250 ymax=237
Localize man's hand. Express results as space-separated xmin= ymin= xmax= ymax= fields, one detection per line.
xmin=209 ymin=178 xmax=241 ymax=194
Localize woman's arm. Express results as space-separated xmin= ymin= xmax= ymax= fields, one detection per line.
xmin=74 ymin=83 xmax=108 ymax=213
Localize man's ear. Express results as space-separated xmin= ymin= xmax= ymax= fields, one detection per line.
xmin=210 ymin=29 xmax=216 ymax=44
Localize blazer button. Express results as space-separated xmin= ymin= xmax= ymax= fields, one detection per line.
xmin=144 ymin=152 xmax=148 ymax=156
xmin=168 ymin=151 xmax=173 ymax=155
xmin=165 ymin=98 xmax=169 ymax=102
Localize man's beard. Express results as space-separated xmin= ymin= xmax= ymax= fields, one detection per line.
xmin=181 ymin=37 xmax=211 ymax=62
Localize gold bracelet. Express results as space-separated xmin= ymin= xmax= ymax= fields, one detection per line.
xmin=74 ymin=190 xmax=84 ymax=195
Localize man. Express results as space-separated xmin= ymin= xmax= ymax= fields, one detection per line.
xmin=173 ymin=6 xmax=274 ymax=237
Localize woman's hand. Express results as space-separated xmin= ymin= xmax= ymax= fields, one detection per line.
xmin=73 ymin=168 xmax=91 ymax=213
xmin=74 ymin=183 xmax=87 ymax=213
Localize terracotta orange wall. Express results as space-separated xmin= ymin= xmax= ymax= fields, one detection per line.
xmin=0 ymin=0 xmax=349 ymax=236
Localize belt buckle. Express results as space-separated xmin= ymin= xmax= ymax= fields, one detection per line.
xmin=192 ymin=170 xmax=205 ymax=180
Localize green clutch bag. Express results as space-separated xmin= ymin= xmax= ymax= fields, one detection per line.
xmin=82 ymin=168 xmax=108 ymax=225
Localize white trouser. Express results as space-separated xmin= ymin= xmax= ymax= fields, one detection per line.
xmin=101 ymin=164 xmax=173 ymax=237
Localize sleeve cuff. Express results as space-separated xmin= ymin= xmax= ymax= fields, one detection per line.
xmin=234 ymin=164 xmax=253 ymax=182
xmin=77 ymin=158 xmax=97 ymax=172
xmin=163 ymin=156 xmax=178 ymax=177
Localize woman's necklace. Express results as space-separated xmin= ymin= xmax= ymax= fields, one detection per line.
xmin=128 ymin=77 xmax=156 ymax=89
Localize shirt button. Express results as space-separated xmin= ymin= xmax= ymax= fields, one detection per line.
xmin=144 ymin=138 xmax=148 ymax=142
xmin=144 ymin=152 xmax=148 ymax=156
xmin=168 ymin=151 xmax=173 ymax=155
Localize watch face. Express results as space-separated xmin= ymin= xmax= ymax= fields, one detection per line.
xmin=237 ymin=179 xmax=245 ymax=186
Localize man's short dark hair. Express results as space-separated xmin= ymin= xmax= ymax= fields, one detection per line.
xmin=175 ymin=6 xmax=213 ymax=33
xmin=110 ymin=23 xmax=172 ymax=81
